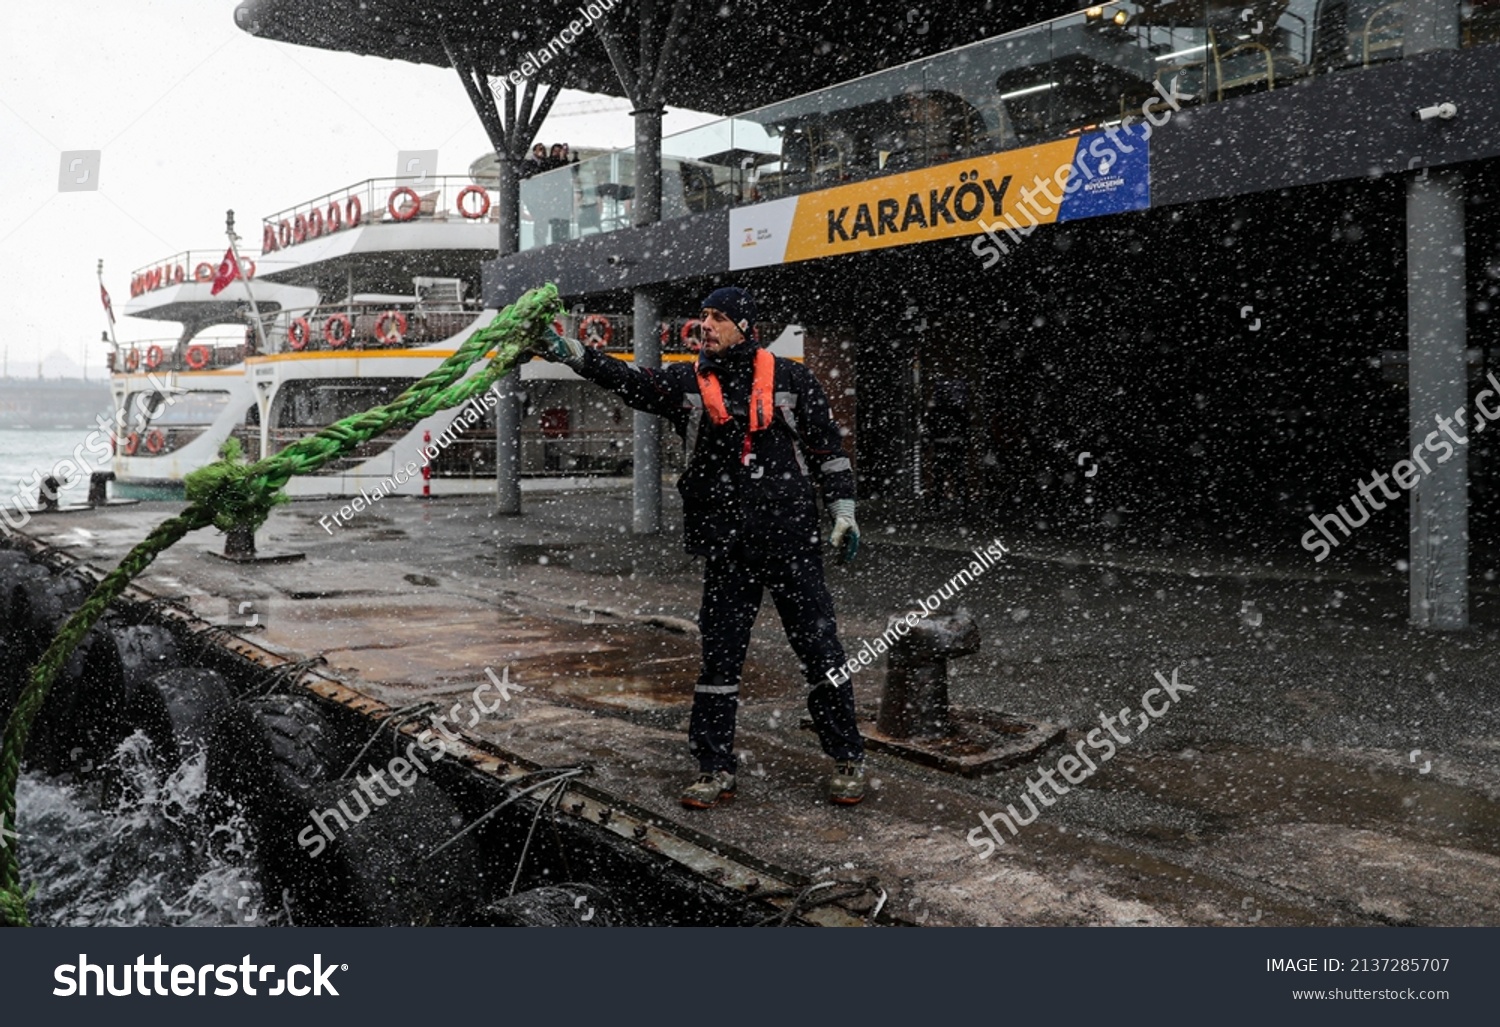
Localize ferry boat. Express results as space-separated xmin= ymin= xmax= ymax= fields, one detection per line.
xmin=110 ymin=157 xmax=806 ymax=500
xmin=113 ymin=249 xmax=280 ymax=498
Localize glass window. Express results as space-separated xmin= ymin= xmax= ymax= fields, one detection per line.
xmin=277 ymin=379 xmax=417 ymax=428
xmin=127 ymin=390 xmax=230 ymax=426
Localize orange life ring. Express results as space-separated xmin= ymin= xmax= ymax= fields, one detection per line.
xmin=388 ymin=187 xmax=420 ymax=221
xmin=324 ymin=313 xmax=352 ymax=348
xmin=456 ymin=185 xmax=490 ymax=219
xmin=293 ymin=214 xmax=307 ymax=244
xmin=681 ymin=319 xmax=703 ymax=352
xmin=144 ymin=344 xmax=164 ymax=370
xmin=346 ymin=195 xmax=362 ymax=228
xmin=278 ymin=220 xmax=292 ymax=248
xmin=263 ymin=223 xmax=279 ymax=253
xmin=172 ymin=265 xmax=185 ymax=284
xmin=122 ymin=432 xmax=139 ymax=456
xmin=124 ymin=348 xmax=141 ymax=373
xmin=287 ymin=318 xmax=310 ymax=351
xmin=326 ymin=200 xmax=342 ymax=232
xmin=194 ymin=262 xmax=215 ymax=282
xmin=144 ymin=429 xmax=166 ymax=455
xmin=374 ymin=310 xmax=407 ymax=344
xmin=579 ymin=314 xmax=612 ymax=350
xmin=185 ymin=344 xmax=211 ymax=370
xmin=307 ymin=208 xmax=324 ymax=238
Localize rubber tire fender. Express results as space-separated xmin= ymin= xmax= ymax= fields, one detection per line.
xmin=274 ymin=775 xmax=482 ymax=927
xmin=209 ymin=694 xmax=346 ymax=823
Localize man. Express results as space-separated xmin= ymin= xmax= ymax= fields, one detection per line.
xmin=532 ymin=286 xmax=866 ymax=808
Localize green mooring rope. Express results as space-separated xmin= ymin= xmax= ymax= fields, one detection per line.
xmin=0 ymin=283 xmax=562 ymax=926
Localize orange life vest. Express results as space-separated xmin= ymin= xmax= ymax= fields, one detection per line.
xmin=695 ymin=346 xmax=775 ymax=466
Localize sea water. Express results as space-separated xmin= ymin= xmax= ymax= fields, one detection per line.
xmin=3 ymin=431 xmax=267 ymax=924
xmin=0 ymin=427 xmax=115 ymax=510
xmin=17 ymin=736 xmax=272 ymax=927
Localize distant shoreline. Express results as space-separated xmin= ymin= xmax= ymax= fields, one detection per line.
xmin=0 ymin=378 xmax=112 ymax=431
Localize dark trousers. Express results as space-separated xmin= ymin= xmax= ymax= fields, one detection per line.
xmin=689 ymin=543 xmax=865 ymax=773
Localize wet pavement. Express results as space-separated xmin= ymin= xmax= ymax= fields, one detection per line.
xmin=13 ymin=485 xmax=1500 ymax=926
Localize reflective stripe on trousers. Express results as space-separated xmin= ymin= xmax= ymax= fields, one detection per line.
xmin=688 ymin=544 xmax=864 ymax=772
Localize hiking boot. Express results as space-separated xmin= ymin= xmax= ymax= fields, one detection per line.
xmin=681 ymin=770 xmax=736 ymax=809
xmin=827 ymin=760 xmax=866 ymax=805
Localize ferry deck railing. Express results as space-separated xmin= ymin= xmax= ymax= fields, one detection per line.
xmin=259 ymin=176 xmax=500 ymax=255
xmin=127 ymin=251 xmax=258 ymax=298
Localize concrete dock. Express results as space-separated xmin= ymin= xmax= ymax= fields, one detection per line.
xmin=11 ymin=486 xmax=1500 ymax=926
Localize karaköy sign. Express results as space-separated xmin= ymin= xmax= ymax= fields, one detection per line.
xmin=729 ymin=128 xmax=1150 ymax=270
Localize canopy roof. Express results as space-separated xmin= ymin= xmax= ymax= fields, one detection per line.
xmin=233 ymin=0 xmax=1076 ymax=115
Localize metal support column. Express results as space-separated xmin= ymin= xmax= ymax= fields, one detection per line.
xmin=493 ymin=134 xmax=522 ymax=254
xmin=1407 ymin=170 xmax=1469 ymax=629
xmin=444 ymin=35 xmax=559 ymax=515
xmin=598 ymin=0 xmax=688 ymax=535
xmin=491 ymin=114 xmax=525 ymax=515
xmin=1406 ymin=0 xmax=1466 ymax=629
xmin=632 ymin=283 xmax=663 ymax=533
xmin=631 ymin=104 xmax=665 ymax=534
xmin=495 ymin=366 xmax=524 ymax=513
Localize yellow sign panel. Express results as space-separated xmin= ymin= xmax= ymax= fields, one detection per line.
xmin=780 ymin=139 xmax=1080 ymax=262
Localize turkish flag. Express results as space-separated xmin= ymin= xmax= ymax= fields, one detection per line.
xmin=208 ymin=249 xmax=241 ymax=296
xmin=99 ymin=283 xmax=115 ymax=324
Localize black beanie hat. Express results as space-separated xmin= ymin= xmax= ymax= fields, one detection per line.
xmin=700 ymin=286 xmax=756 ymax=335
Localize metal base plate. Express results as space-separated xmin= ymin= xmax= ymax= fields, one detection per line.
xmin=25 ymin=500 xmax=141 ymax=514
xmin=857 ymin=707 xmax=1066 ymax=776
xmin=205 ymin=550 xmax=307 ymax=565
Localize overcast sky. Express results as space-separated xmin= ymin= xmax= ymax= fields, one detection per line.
xmin=0 ymin=0 xmax=715 ymax=378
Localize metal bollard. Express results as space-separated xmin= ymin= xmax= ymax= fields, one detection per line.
xmin=224 ymin=523 xmax=257 ymax=560
xmin=876 ymin=611 xmax=980 ymax=739
xmin=209 ymin=519 xmax=305 ymax=565
xmin=88 ymin=471 xmax=115 ymax=507
xmin=37 ymin=475 xmax=64 ymax=511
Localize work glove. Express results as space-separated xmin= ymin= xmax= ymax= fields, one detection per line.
xmin=530 ymin=325 xmax=586 ymax=363
xmin=828 ymin=498 xmax=860 ymax=565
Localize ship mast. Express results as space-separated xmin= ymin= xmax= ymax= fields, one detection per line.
xmin=226 ymin=209 xmax=269 ymax=353
xmin=96 ymin=258 xmax=117 ymax=381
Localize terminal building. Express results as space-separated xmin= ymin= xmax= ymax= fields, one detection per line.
xmin=233 ymin=0 xmax=1500 ymax=629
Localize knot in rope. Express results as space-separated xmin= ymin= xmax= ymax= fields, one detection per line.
xmin=184 ymin=438 xmax=288 ymax=535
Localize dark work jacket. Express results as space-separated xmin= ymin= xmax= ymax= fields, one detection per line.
xmin=568 ymin=342 xmax=855 ymax=558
